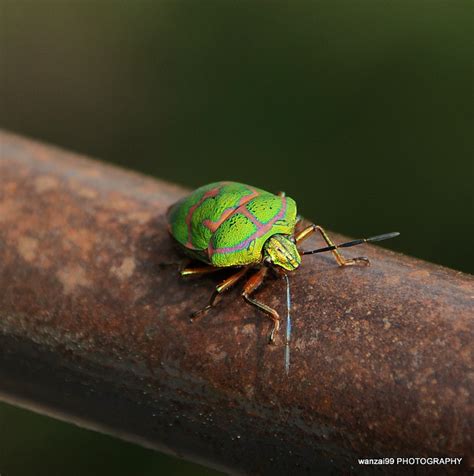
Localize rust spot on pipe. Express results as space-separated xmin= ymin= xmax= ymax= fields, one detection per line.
xmin=17 ymin=236 xmax=39 ymax=262
xmin=0 ymin=130 xmax=472 ymax=474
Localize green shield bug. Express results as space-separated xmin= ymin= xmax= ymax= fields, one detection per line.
xmin=167 ymin=181 xmax=399 ymax=372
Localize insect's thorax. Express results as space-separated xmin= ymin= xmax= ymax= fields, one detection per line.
xmin=263 ymin=234 xmax=301 ymax=271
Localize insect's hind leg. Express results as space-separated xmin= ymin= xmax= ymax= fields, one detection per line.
xmin=190 ymin=267 xmax=249 ymax=320
xmin=242 ymin=267 xmax=280 ymax=344
xmin=295 ymin=224 xmax=369 ymax=266
xmin=180 ymin=264 xmax=223 ymax=277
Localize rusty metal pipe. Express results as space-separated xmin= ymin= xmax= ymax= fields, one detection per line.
xmin=0 ymin=131 xmax=472 ymax=474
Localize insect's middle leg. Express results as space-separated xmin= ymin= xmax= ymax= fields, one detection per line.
xmin=190 ymin=267 xmax=249 ymax=320
xmin=295 ymin=224 xmax=369 ymax=266
xmin=242 ymin=267 xmax=280 ymax=344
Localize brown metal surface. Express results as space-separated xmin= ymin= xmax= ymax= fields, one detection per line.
xmin=0 ymin=130 xmax=472 ymax=475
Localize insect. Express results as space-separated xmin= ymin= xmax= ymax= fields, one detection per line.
xmin=167 ymin=181 xmax=398 ymax=368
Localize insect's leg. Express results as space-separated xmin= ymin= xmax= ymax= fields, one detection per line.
xmin=294 ymin=224 xmax=316 ymax=244
xmin=242 ymin=267 xmax=280 ymax=344
xmin=190 ymin=267 xmax=249 ymax=320
xmin=296 ymin=224 xmax=369 ymax=266
xmin=180 ymin=265 xmax=222 ymax=277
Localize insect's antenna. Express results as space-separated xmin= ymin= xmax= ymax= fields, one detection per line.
xmin=301 ymin=232 xmax=400 ymax=256
xmin=283 ymin=273 xmax=292 ymax=376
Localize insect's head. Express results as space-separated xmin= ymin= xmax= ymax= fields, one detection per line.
xmin=263 ymin=234 xmax=301 ymax=271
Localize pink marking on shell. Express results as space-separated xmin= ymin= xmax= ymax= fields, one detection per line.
xmin=237 ymin=206 xmax=262 ymax=227
xmin=184 ymin=186 xmax=222 ymax=248
xmin=202 ymin=206 xmax=238 ymax=233
xmin=202 ymin=187 xmax=260 ymax=233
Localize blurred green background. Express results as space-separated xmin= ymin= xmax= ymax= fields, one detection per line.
xmin=0 ymin=1 xmax=472 ymax=475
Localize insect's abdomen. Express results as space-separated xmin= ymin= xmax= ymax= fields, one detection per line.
xmin=167 ymin=182 xmax=264 ymax=252
xmin=209 ymin=194 xmax=297 ymax=267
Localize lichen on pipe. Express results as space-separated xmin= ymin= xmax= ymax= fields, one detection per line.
xmin=0 ymin=131 xmax=472 ymax=474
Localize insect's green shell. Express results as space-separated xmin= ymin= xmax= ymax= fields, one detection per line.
xmin=167 ymin=181 xmax=297 ymax=267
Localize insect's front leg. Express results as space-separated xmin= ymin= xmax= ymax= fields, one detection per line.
xmin=295 ymin=224 xmax=370 ymax=266
xmin=242 ymin=267 xmax=280 ymax=344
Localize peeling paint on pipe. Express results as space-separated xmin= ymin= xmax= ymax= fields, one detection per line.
xmin=0 ymin=131 xmax=472 ymax=474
